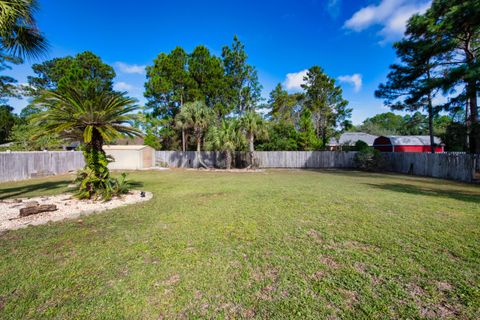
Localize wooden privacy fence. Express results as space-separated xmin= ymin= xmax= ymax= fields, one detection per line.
xmin=155 ymin=151 xmax=357 ymax=168
xmin=0 ymin=151 xmax=84 ymax=182
xmin=0 ymin=151 xmax=478 ymax=183
xmin=381 ymin=152 xmax=479 ymax=183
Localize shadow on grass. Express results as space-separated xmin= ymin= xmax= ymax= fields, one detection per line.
xmin=0 ymin=180 xmax=144 ymax=200
xmin=305 ymin=169 xmax=475 ymax=187
xmin=0 ymin=180 xmax=72 ymax=200
xmin=366 ymin=183 xmax=480 ymax=204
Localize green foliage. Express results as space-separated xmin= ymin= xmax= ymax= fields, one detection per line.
xmin=354 ymin=112 xmax=453 ymax=139
xmin=354 ymin=147 xmax=383 ymax=171
xmin=143 ymin=36 xmax=262 ymax=149
xmin=298 ymin=108 xmax=322 ymax=151
xmin=239 ymin=110 xmax=268 ymax=151
xmin=32 ymin=87 xmax=141 ymax=143
xmin=9 ymin=123 xmax=64 ymax=150
xmin=0 ymin=105 xmax=17 ymax=143
xmin=145 ymin=47 xmax=193 ymax=120
xmin=0 ymin=53 xmax=22 ymax=103
xmin=222 ymin=35 xmax=262 ymax=114
xmin=27 ymin=51 xmax=116 ymax=96
xmin=188 ymin=45 xmax=227 ymax=115
xmin=256 ymin=122 xmax=299 ymax=151
xmin=175 ymin=101 xmax=214 ymax=151
xmin=112 ymin=173 xmax=132 ymax=195
xmin=268 ymin=84 xmax=303 ymax=124
xmin=143 ymin=131 xmax=162 ymax=150
xmin=376 ymin=0 xmax=479 ymax=153
xmin=426 ymin=0 xmax=480 ymax=153
xmin=75 ymin=148 xmax=131 ymax=201
xmin=0 ymin=0 xmax=47 ymax=59
xmin=206 ymin=119 xmax=244 ymax=169
xmin=301 ymin=66 xmax=351 ymax=146
xmin=32 ymin=86 xmax=140 ymax=200
xmin=354 ymin=140 xmax=369 ymax=151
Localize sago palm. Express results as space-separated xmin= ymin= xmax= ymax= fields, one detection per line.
xmin=0 ymin=0 xmax=47 ymax=59
xmin=32 ymin=87 xmax=141 ymax=199
xmin=206 ymin=119 xmax=244 ymax=170
xmin=239 ymin=110 xmax=268 ymax=167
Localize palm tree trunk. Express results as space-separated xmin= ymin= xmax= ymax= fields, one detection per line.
xmin=197 ymin=133 xmax=208 ymax=168
xmin=182 ymin=128 xmax=186 ymax=152
xmin=248 ymin=133 xmax=254 ymax=168
xmin=225 ymin=151 xmax=232 ymax=170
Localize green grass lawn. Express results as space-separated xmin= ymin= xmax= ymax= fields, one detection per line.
xmin=0 ymin=169 xmax=479 ymax=319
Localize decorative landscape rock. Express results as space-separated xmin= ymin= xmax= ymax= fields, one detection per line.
xmin=23 ymin=201 xmax=39 ymax=208
xmin=19 ymin=204 xmax=57 ymax=217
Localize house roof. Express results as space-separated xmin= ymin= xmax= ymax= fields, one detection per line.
xmin=328 ymin=132 xmax=378 ymax=146
xmin=114 ymin=136 xmax=145 ymax=145
xmin=377 ymin=135 xmax=442 ymax=146
xmin=103 ymin=145 xmax=151 ymax=151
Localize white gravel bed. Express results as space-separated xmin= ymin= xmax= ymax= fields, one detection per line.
xmin=0 ymin=190 xmax=152 ymax=232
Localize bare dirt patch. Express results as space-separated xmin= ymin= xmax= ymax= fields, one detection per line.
xmin=407 ymin=283 xmax=461 ymax=319
xmin=306 ymin=229 xmax=323 ymax=243
xmin=319 ymin=255 xmax=339 ymax=269
xmin=162 ymin=274 xmax=180 ymax=286
xmin=0 ymin=190 xmax=152 ymax=232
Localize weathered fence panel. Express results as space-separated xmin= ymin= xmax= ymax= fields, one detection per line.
xmin=155 ymin=151 xmax=357 ymax=168
xmin=381 ymin=153 xmax=477 ymax=183
xmin=0 ymin=151 xmax=84 ymax=182
xmin=254 ymin=151 xmax=356 ymax=168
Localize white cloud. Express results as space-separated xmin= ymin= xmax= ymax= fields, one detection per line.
xmin=113 ymin=81 xmax=134 ymax=91
xmin=344 ymin=0 xmax=431 ymax=41
xmin=338 ymin=73 xmax=362 ymax=92
xmin=114 ymin=62 xmax=146 ymax=75
xmin=283 ymin=69 xmax=308 ymax=91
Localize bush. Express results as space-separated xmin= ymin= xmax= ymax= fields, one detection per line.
xmin=74 ymin=147 xmax=132 ymax=201
xmin=354 ymin=147 xmax=383 ymax=171
xmin=74 ymin=169 xmax=132 ymax=201
xmin=354 ymin=140 xmax=369 ymax=151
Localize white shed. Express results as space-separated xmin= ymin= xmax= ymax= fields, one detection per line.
xmin=103 ymin=145 xmax=156 ymax=170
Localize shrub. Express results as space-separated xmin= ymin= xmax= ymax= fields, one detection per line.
xmin=74 ymin=148 xmax=132 ymax=201
xmin=354 ymin=140 xmax=369 ymax=151
xmin=354 ymin=147 xmax=383 ymax=171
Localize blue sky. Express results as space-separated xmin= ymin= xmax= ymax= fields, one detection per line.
xmin=6 ymin=0 xmax=431 ymax=124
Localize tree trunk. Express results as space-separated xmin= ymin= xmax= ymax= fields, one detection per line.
xmin=427 ymin=68 xmax=435 ymax=154
xmin=182 ymin=128 xmax=186 ymax=152
xmin=196 ymin=132 xmax=207 ymax=168
xmin=428 ymin=102 xmax=435 ymax=154
xmin=248 ymin=133 xmax=254 ymax=168
xmin=467 ymin=81 xmax=479 ymax=154
xmin=86 ymin=129 xmax=105 ymax=177
xmin=464 ymin=40 xmax=479 ymax=154
xmin=225 ymin=151 xmax=232 ymax=170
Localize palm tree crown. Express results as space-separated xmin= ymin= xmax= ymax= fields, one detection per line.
xmin=207 ymin=119 xmax=244 ymax=169
xmin=240 ymin=110 xmax=268 ymax=142
xmin=0 ymin=0 xmax=48 ymax=59
xmin=33 ymin=87 xmax=141 ymax=147
xmin=176 ymin=100 xmax=214 ymax=151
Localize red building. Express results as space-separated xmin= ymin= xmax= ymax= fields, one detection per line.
xmin=373 ymin=136 xmax=445 ymax=153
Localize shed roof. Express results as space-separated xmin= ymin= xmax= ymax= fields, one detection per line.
xmin=103 ymin=145 xmax=150 ymax=151
xmin=378 ymin=136 xmax=442 ymax=146
xmin=328 ymin=132 xmax=378 ymax=146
